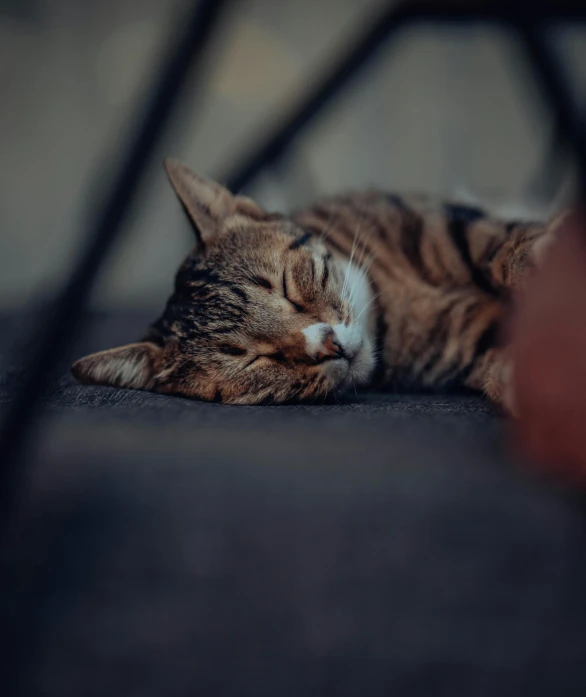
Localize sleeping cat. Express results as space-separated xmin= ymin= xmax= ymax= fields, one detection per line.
xmin=72 ymin=158 xmax=562 ymax=408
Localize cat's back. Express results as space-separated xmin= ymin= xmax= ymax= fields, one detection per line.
xmin=293 ymin=190 xmax=500 ymax=284
xmin=293 ymin=189 xmax=494 ymax=247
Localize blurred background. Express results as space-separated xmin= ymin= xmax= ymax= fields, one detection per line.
xmin=4 ymin=7 xmax=586 ymax=694
xmin=1 ymin=0 xmax=584 ymax=310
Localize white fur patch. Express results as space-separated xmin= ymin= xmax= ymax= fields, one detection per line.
xmin=332 ymin=322 xmax=362 ymax=358
xmin=338 ymin=259 xmax=376 ymax=385
xmin=302 ymin=323 xmax=331 ymax=359
xmin=302 ymin=320 xmax=375 ymax=388
xmin=338 ymin=259 xmax=373 ymax=324
xmin=301 ymin=258 xmax=377 ymax=391
xmin=348 ymin=337 xmax=376 ymax=385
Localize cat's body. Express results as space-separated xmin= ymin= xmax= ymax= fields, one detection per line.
xmin=72 ymin=160 xmax=561 ymax=408
xmin=294 ymin=191 xmax=557 ymax=407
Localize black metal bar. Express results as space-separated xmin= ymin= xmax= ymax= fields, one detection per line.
xmin=220 ymin=0 xmax=586 ymax=194
xmin=0 ymin=0 xmax=230 ymax=529
xmin=220 ymin=2 xmax=407 ymax=193
xmin=512 ymin=16 xmax=586 ymax=200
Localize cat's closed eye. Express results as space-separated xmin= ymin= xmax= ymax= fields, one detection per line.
xmin=254 ymin=270 xmax=305 ymax=312
xmin=267 ymin=350 xmax=285 ymax=362
xmin=282 ymin=272 xmax=304 ymax=312
xmin=252 ymin=276 xmax=273 ymax=290
xmin=219 ymin=345 xmax=247 ymax=356
xmin=246 ymin=351 xmax=286 ymax=369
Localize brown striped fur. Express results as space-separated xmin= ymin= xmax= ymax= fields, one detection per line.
xmin=72 ymin=160 xmax=560 ymax=409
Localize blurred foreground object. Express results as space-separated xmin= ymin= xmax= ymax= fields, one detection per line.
xmin=512 ymin=211 xmax=586 ymax=480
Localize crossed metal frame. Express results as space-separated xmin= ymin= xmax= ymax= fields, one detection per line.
xmin=1 ymin=0 xmax=585 ymax=529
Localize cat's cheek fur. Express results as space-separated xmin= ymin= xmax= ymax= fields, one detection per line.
xmin=346 ymin=335 xmax=376 ymax=387
xmin=316 ymin=335 xmax=375 ymax=394
xmin=319 ymin=360 xmax=350 ymax=393
xmin=332 ymin=322 xmax=361 ymax=357
xmin=336 ymin=257 xmax=373 ymax=320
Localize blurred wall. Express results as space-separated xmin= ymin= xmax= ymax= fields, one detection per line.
xmin=0 ymin=0 xmax=583 ymax=309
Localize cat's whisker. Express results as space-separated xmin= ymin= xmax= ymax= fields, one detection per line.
xmin=353 ymin=292 xmax=381 ymax=324
xmin=344 ymin=249 xmax=376 ymax=314
xmin=363 ymin=253 xmax=377 ymax=277
xmin=353 ymin=215 xmax=375 ymax=272
xmin=341 ymin=215 xmax=362 ymax=299
xmin=347 ymin=259 xmax=374 ymax=311
xmin=352 ymin=250 xmax=376 ymax=304
xmin=359 ymin=244 xmax=377 ymax=274
xmin=341 ymin=212 xmax=365 ymax=303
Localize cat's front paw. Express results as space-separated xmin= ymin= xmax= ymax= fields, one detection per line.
xmin=532 ymin=211 xmax=568 ymax=267
xmin=484 ymin=356 xmax=518 ymax=417
xmin=500 ymin=360 xmax=518 ymax=417
xmin=532 ymin=231 xmax=556 ymax=268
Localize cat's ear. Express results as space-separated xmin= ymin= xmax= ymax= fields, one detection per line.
xmin=164 ymin=158 xmax=270 ymax=244
xmin=164 ymin=159 xmax=235 ymax=244
xmin=71 ymin=342 xmax=162 ymax=390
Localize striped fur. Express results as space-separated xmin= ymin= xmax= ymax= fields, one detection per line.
xmin=72 ymin=161 xmax=559 ymax=408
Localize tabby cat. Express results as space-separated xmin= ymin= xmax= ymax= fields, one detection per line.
xmin=72 ymin=159 xmax=562 ymax=408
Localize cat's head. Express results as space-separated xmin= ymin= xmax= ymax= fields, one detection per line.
xmin=72 ymin=160 xmax=376 ymax=404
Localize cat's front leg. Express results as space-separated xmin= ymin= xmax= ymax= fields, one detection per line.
xmin=497 ymin=212 xmax=568 ymax=291
xmin=484 ymin=353 xmax=517 ymax=416
xmin=466 ymin=349 xmax=517 ymax=415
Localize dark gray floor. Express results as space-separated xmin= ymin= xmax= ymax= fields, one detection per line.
xmin=0 ymin=310 xmax=499 ymax=427
xmin=2 ymin=312 xmax=586 ymax=697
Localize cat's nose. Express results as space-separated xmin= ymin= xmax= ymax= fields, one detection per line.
xmin=302 ymin=323 xmax=345 ymax=362
xmin=317 ymin=329 xmax=344 ymax=360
